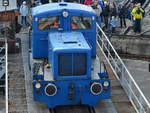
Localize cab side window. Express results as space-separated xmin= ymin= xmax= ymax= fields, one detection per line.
xmin=71 ymin=16 xmax=92 ymax=30
xmin=38 ymin=16 xmax=59 ymax=30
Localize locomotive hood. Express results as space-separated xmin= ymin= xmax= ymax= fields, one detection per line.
xmin=48 ymin=32 xmax=91 ymax=51
xmin=48 ymin=32 xmax=91 ymax=80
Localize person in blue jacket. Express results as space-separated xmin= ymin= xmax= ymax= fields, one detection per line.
xmin=19 ymin=1 xmax=29 ymax=27
xmin=110 ymin=16 xmax=118 ymax=33
xmin=99 ymin=0 xmax=104 ymax=22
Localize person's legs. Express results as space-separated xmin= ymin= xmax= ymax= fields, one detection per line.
xmin=133 ymin=20 xmax=136 ymax=32
xmin=24 ymin=16 xmax=27 ymax=26
xmin=100 ymin=14 xmax=104 ymax=23
xmin=137 ymin=19 xmax=141 ymax=33
xmin=120 ymin=17 xmax=123 ymax=28
xmin=134 ymin=20 xmax=138 ymax=33
xmin=123 ymin=17 xmax=126 ymax=27
xmin=97 ymin=16 xmax=101 ymax=27
xmin=139 ymin=19 xmax=141 ymax=33
xmin=104 ymin=16 xmax=108 ymax=30
xmin=107 ymin=17 xmax=111 ymax=31
xmin=23 ymin=16 xmax=26 ymax=26
xmin=21 ymin=16 xmax=23 ymax=25
xmin=112 ymin=27 xmax=115 ymax=33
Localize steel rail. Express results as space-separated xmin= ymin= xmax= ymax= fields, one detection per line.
xmin=96 ymin=23 xmax=150 ymax=113
xmin=49 ymin=106 xmax=96 ymax=113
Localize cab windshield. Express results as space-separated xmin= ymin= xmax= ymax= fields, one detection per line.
xmin=38 ymin=16 xmax=59 ymax=30
xmin=71 ymin=16 xmax=92 ymax=30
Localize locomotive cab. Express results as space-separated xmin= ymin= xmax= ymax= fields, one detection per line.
xmin=32 ymin=2 xmax=96 ymax=58
xmin=30 ymin=2 xmax=110 ymax=108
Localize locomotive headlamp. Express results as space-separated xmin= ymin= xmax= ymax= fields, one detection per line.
xmin=63 ymin=11 xmax=68 ymax=17
xmin=103 ymin=81 xmax=109 ymax=87
xmin=90 ymin=82 xmax=102 ymax=95
xmin=45 ymin=83 xmax=57 ymax=96
xmin=3 ymin=0 xmax=9 ymax=6
xmin=35 ymin=83 xmax=41 ymax=89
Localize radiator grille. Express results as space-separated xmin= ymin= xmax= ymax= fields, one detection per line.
xmin=58 ymin=53 xmax=87 ymax=76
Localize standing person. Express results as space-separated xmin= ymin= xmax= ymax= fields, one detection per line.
xmin=118 ymin=3 xmax=127 ymax=28
xmin=66 ymin=0 xmax=79 ymax=3
xmin=31 ymin=0 xmax=36 ymax=7
xmin=109 ymin=3 xmax=117 ymax=18
xmin=99 ymin=0 xmax=104 ymax=23
xmin=131 ymin=3 xmax=144 ymax=33
xmin=51 ymin=0 xmax=58 ymax=2
xmin=127 ymin=4 xmax=133 ymax=21
xmin=102 ymin=1 xmax=110 ymax=30
xmin=80 ymin=0 xmax=85 ymax=4
xmin=110 ymin=16 xmax=118 ymax=33
xmin=84 ymin=0 xmax=92 ymax=6
xmin=92 ymin=0 xmax=102 ymax=27
xmin=20 ymin=1 xmax=29 ymax=27
xmin=107 ymin=2 xmax=117 ymax=31
xmin=41 ymin=0 xmax=49 ymax=4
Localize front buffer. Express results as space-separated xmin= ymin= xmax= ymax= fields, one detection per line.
xmin=32 ymin=74 xmax=110 ymax=108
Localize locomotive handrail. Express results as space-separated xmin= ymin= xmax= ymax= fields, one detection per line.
xmin=96 ymin=23 xmax=150 ymax=113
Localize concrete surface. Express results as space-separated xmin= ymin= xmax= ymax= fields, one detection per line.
xmin=125 ymin=59 xmax=150 ymax=103
xmin=109 ymin=36 xmax=150 ymax=56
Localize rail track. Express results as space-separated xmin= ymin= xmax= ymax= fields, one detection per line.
xmin=104 ymin=52 xmax=150 ymax=61
xmin=119 ymin=53 xmax=150 ymax=61
xmin=100 ymin=33 xmax=150 ymax=61
xmin=49 ymin=106 xmax=95 ymax=113
xmin=106 ymin=34 xmax=150 ymax=38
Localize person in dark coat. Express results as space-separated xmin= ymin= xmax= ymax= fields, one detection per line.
xmin=118 ymin=3 xmax=127 ymax=28
xmin=41 ymin=0 xmax=49 ymax=4
xmin=109 ymin=3 xmax=117 ymax=18
xmin=66 ymin=0 xmax=79 ymax=3
xmin=107 ymin=2 xmax=117 ymax=31
xmin=102 ymin=1 xmax=110 ymax=30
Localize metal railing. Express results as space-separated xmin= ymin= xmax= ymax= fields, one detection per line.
xmin=0 ymin=45 xmax=5 ymax=85
xmin=96 ymin=24 xmax=150 ymax=113
xmin=142 ymin=0 xmax=150 ymax=9
xmin=0 ymin=45 xmax=5 ymax=64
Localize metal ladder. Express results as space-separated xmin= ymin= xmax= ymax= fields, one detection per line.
xmin=96 ymin=24 xmax=150 ymax=113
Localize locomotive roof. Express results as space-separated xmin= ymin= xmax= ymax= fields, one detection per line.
xmin=32 ymin=2 xmax=95 ymax=16
xmin=48 ymin=32 xmax=90 ymax=50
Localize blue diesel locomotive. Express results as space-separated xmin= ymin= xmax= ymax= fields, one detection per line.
xmin=30 ymin=2 xmax=110 ymax=108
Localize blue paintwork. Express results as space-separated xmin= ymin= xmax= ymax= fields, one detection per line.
xmin=31 ymin=2 xmax=111 ymax=108
xmin=32 ymin=2 xmax=96 ymax=58
xmin=33 ymin=76 xmax=110 ymax=108
xmin=32 ymin=3 xmax=95 ymax=16
xmin=48 ymin=32 xmax=91 ymax=80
